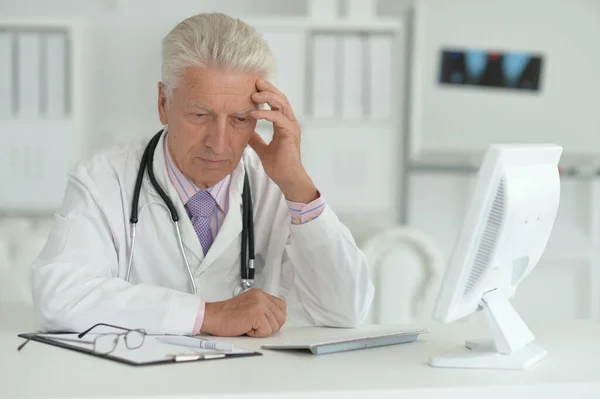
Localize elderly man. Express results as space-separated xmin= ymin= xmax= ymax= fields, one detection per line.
xmin=32 ymin=12 xmax=374 ymax=338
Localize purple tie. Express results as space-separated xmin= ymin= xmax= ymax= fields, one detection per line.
xmin=185 ymin=190 xmax=217 ymax=256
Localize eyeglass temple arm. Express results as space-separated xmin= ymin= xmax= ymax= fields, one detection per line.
xmin=78 ymin=323 xmax=136 ymax=338
xmin=18 ymin=335 xmax=94 ymax=351
xmin=17 ymin=338 xmax=31 ymax=351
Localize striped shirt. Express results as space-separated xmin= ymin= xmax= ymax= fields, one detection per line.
xmin=164 ymin=137 xmax=231 ymax=240
xmin=164 ymin=136 xmax=327 ymax=235
xmin=164 ymin=134 xmax=326 ymax=335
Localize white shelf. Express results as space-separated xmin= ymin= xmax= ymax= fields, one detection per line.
xmin=244 ymin=17 xmax=403 ymax=32
xmin=299 ymin=117 xmax=395 ymax=129
xmin=412 ymin=150 xmax=600 ymax=169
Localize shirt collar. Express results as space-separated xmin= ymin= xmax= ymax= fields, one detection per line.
xmin=163 ymin=130 xmax=231 ymax=213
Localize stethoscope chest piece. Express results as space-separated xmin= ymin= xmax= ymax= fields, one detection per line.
xmin=233 ymin=279 xmax=254 ymax=297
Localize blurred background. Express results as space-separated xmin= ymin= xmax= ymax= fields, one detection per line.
xmin=1 ymin=0 xmax=600 ymax=330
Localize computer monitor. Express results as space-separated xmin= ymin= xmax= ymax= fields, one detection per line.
xmin=429 ymin=143 xmax=563 ymax=370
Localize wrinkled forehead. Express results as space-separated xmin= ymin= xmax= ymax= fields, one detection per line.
xmin=174 ymin=67 xmax=260 ymax=113
xmin=184 ymin=101 xmax=258 ymax=116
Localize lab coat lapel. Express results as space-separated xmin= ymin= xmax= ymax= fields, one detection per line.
xmin=148 ymin=130 xmax=204 ymax=266
xmin=199 ymin=160 xmax=245 ymax=271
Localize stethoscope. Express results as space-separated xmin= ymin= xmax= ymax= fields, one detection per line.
xmin=126 ymin=129 xmax=255 ymax=297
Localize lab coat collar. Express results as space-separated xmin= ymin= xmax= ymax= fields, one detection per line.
xmin=201 ymin=156 xmax=245 ymax=269
xmin=147 ymin=128 xmax=246 ymax=275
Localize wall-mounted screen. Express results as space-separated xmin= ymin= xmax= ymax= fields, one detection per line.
xmin=439 ymin=49 xmax=543 ymax=92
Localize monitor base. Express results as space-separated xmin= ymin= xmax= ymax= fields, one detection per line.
xmin=429 ymin=290 xmax=547 ymax=370
xmin=429 ymin=338 xmax=547 ymax=370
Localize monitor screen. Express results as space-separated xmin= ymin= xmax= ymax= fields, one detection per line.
xmin=439 ymin=48 xmax=543 ymax=92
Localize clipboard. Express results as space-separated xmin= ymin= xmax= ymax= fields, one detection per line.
xmin=17 ymin=332 xmax=262 ymax=366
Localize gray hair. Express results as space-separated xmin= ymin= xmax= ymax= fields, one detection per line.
xmin=161 ymin=13 xmax=276 ymax=101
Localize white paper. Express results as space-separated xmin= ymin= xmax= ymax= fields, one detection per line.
xmin=36 ymin=334 xmax=256 ymax=365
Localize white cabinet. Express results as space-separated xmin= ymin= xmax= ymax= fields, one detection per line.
xmin=0 ymin=19 xmax=86 ymax=214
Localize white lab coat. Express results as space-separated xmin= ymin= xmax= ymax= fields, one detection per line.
xmin=32 ymin=132 xmax=374 ymax=335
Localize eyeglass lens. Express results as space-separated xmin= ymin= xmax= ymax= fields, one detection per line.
xmin=94 ymin=334 xmax=119 ymax=355
xmin=124 ymin=330 xmax=145 ymax=349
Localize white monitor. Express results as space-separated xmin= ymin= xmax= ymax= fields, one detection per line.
xmin=429 ymin=143 xmax=563 ymax=370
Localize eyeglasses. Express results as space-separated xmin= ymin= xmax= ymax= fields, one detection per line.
xmin=18 ymin=323 xmax=147 ymax=355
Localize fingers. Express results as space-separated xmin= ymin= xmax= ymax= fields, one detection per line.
xmin=251 ymin=91 xmax=296 ymax=120
xmin=264 ymin=292 xmax=286 ymax=328
xmin=253 ymin=79 xmax=297 ymax=121
xmin=248 ymin=313 xmax=272 ymax=338
xmin=265 ymin=292 xmax=287 ymax=315
xmin=256 ymin=79 xmax=285 ymax=98
xmin=264 ymin=293 xmax=286 ymax=327
xmin=247 ymin=131 xmax=268 ymax=158
xmin=243 ymin=289 xmax=286 ymax=337
xmin=250 ymin=110 xmax=293 ymax=134
xmin=264 ymin=308 xmax=281 ymax=334
xmin=246 ymin=310 xmax=282 ymax=338
xmin=269 ymin=302 xmax=286 ymax=328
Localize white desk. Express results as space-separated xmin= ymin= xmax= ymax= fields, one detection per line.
xmin=1 ymin=321 xmax=599 ymax=399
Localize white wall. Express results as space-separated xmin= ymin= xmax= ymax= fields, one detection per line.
xmin=2 ymin=0 xmax=599 ymax=325
xmin=0 ymin=0 xmax=409 ymax=219
xmin=402 ymin=0 xmax=600 ymax=322
xmin=409 ymin=0 xmax=600 ymax=159
xmin=0 ymin=0 xmax=410 ymax=326
xmin=0 ymin=0 xmax=307 ymax=152
xmin=0 ymin=0 xmax=406 ymax=212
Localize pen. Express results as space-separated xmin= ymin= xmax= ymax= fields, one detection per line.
xmin=157 ymin=336 xmax=233 ymax=352
xmin=169 ymin=352 xmax=226 ymax=362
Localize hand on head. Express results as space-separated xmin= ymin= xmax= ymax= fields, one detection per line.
xmin=248 ymin=79 xmax=319 ymax=204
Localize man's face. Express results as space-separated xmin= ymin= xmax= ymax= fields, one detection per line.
xmin=158 ymin=67 xmax=259 ymax=188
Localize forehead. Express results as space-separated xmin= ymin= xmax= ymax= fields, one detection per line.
xmin=176 ymin=67 xmax=259 ymax=111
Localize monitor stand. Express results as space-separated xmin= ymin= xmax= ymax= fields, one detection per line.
xmin=429 ymin=289 xmax=547 ymax=370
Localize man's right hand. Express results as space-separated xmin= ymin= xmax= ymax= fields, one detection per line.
xmin=200 ymin=288 xmax=287 ymax=338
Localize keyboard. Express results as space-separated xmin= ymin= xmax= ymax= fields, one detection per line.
xmin=261 ymin=328 xmax=429 ymax=355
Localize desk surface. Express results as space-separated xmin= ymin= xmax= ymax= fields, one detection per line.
xmin=2 ymin=321 xmax=600 ymax=399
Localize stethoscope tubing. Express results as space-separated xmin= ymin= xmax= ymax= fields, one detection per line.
xmin=126 ymin=129 xmax=255 ymax=297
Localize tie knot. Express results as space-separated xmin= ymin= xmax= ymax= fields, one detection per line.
xmin=186 ymin=190 xmax=217 ymax=218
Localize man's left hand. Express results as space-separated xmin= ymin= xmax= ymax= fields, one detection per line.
xmin=248 ymin=79 xmax=319 ymax=204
